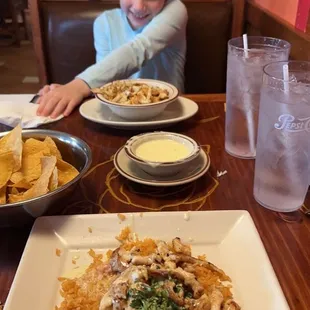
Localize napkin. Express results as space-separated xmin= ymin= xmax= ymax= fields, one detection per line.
xmin=0 ymin=94 xmax=63 ymax=128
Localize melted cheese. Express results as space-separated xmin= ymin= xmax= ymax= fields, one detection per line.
xmin=135 ymin=139 xmax=190 ymax=162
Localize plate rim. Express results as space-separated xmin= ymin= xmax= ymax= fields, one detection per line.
xmin=113 ymin=147 xmax=210 ymax=187
xmin=4 ymin=211 xmax=290 ymax=310
xmin=79 ymin=96 xmax=199 ymax=128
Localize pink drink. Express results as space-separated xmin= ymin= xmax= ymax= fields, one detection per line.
xmin=254 ymin=61 xmax=310 ymax=212
xmin=225 ymin=37 xmax=290 ymax=159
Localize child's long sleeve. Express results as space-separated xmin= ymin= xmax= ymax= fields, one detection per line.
xmin=76 ymin=0 xmax=187 ymax=91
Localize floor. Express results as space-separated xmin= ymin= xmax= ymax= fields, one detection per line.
xmin=0 ymin=39 xmax=39 ymax=94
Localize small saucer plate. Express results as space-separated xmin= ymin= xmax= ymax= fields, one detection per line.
xmin=113 ymin=147 xmax=210 ymax=187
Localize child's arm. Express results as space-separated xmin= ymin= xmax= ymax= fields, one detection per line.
xmin=77 ymin=0 xmax=187 ymax=88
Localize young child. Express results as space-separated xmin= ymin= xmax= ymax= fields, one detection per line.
xmin=37 ymin=0 xmax=187 ymax=118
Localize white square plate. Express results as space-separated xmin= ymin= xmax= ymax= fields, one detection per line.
xmin=4 ymin=211 xmax=289 ymax=310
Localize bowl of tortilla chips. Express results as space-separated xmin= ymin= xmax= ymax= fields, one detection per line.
xmin=0 ymin=125 xmax=92 ymax=226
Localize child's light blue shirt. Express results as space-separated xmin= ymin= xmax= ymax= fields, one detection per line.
xmin=77 ymin=0 xmax=187 ymax=92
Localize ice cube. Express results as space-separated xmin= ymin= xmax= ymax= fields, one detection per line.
xmin=289 ymin=74 xmax=298 ymax=83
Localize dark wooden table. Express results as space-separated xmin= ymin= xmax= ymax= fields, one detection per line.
xmin=0 ymin=94 xmax=309 ymax=309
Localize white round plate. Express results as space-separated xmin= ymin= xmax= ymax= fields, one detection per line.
xmin=79 ymin=96 xmax=198 ymax=130
xmin=113 ymin=147 xmax=210 ymax=187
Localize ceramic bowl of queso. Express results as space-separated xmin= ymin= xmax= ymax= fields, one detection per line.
xmin=125 ymin=132 xmax=200 ymax=176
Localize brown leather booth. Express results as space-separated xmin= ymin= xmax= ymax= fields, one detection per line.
xmin=29 ymin=0 xmax=245 ymax=93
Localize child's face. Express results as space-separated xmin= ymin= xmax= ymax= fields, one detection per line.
xmin=121 ymin=0 xmax=165 ymax=30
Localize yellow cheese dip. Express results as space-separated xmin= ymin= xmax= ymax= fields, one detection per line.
xmin=135 ymin=139 xmax=190 ymax=162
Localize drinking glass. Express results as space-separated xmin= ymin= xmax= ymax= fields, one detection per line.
xmin=254 ymin=61 xmax=310 ymax=212
xmin=225 ymin=37 xmax=290 ymax=158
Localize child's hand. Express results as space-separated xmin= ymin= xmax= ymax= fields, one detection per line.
xmin=37 ymin=79 xmax=91 ymax=118
xmin=38 ymin=83 xmax=61 ymax=96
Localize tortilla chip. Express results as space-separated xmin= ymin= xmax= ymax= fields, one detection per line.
xmin=0 ymin=124 xmax=22 ymax=172
xmin=20 ymin=150 xmax=45 ymax=182
xmin=7 ymin=179 xmax=32 ymax=190
xmin=0 ymin=186 xmax=6 ymax=204
xmin=44 ymin=137 xmax=62 ymax=159
xmin=0 ymin=151 xmax=14 ymax=189
xmin=49 ymin=167 xmax=58 ymax=191
xmin=8 ymin=192 xmax=23 ymax=203
xmin=23 ymin=138 xmax=50 ymax=157
xmin=57 ymin=159 xmax=79 ymax=186
xmin=10 ymin=171 xmax=24 ymax=184
xmin=9 ymin=187 xmax=20 ymax=195
xmin=9 ymin=156 xmax=57 ymax=203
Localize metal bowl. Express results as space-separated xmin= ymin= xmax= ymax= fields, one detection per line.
xmin=0 ymin=129 xmax=92 ymax=227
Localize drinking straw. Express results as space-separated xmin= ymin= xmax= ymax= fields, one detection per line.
xmin=243 ymin=34 xmax=249 ymax=58
xmin=283 ymin=64 xmax=289 ymax=92
xmin=242 ymin=34 xmax=255 ymax=155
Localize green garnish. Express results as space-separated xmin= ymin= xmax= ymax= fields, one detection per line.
xmin=128 ymin=278 xmax=186 ymax=310
xmin=185 ymin=291 xmax=193 ymax=299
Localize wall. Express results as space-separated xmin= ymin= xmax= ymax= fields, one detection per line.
xmin=253 ymin=0 xmax=298 ymax=25
xmin=253 ymin=0 xmax=310 ymax=31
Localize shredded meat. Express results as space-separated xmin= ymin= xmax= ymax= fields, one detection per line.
xmin=210 ymin=288 xmax=224 ymax=310
xmin=131 ymin=253 xmax=161 ymax=266
xmin=195 ymin=294 xmax=211 ymax=310
xmin=171 ymin=268 xmax=204 ymax=299
xmin=185 ymin=294 xmax=211 ymax=310
xmin=172 ymin=237 xmax=192 ymax=256
xmin=156 ymin=240 xmax=171 ymax=257
xmin=131 ymin=256 xmax=154 ymax=266
xmin=163 ymin=280 xmax=185 ymax=306
xmin=222 ymin=299 xmax=241 ymax=310
xmin=174 ymin=254 xmax=228 ymax=279
xmin=112 ymin=282 xmax=127 ymax=300
xmin=109 ymin=248 xmax=129 ymax=273
xmin=164 ymin=260 xmax=177 ymax=269
xmin=182 ymin=262 xmax=196 ymax=273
